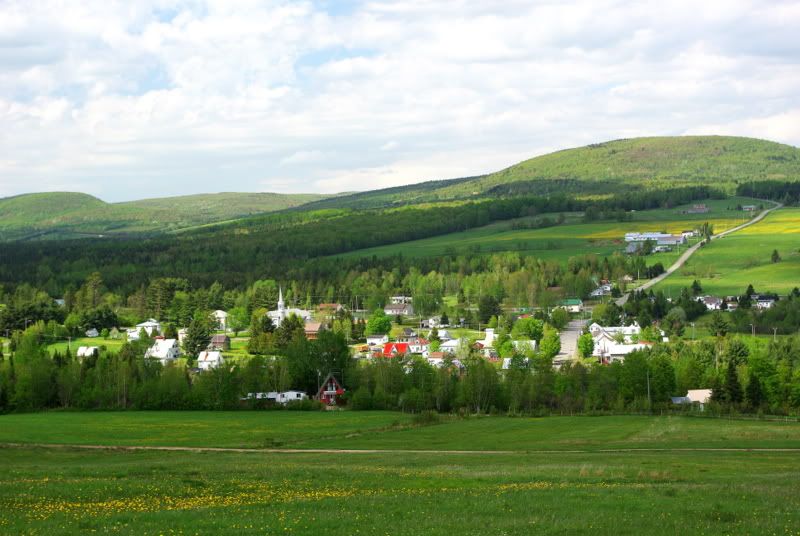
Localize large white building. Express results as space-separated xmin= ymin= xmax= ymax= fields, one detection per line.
xmin=268 ymin=288 xmax=311 ymax=327
xmin=127 ymin=319 xmax=161 ymax=341
xmin=145 ymin=338 xmax=180 ymax=364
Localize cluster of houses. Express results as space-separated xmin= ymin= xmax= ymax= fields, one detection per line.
xmin=360 ymin=325 xmax=538 ymax=371
xmin=624 ymin=231 xmax=689 ymax=254
xmin=588 ymin=321 xmax=668 ymax=363
xmin=696 ymin=294 xmax=776 ymax=311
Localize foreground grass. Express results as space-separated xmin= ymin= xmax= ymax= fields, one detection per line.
xmin=2 ymin=412 xmax=800 ymax=451
xmin=0 ymin=447 xmax=798 ymax=535
xmin=0 ymin=411 xmax=412 ymax=449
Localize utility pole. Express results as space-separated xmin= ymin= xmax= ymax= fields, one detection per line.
xmin=773 ymin=327 xmax=778 ymax=342
xmin=691 ymin=322 xmax=695 ymax=340
xmin=750 ymin=323 xmax=755 ymax=337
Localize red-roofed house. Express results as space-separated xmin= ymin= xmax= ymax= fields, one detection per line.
xmin=382 ymin=342 xmax=410 ymax=357
xmin=316 ymin=373 xmax=345 ymax=406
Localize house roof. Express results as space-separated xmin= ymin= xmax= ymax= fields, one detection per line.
xmin=147 ymin=339 xmax=178 ymax=359
xmin=382 ymin=342 xmax=410 ymax=357
xmin=318 ymin=303 xmax=341 ymax=309
xmin=198 ymin=351 xmax=223 ymax=363
xmin=304 ymin=321 xmax=323 ymax=332
xmin=210 ymin=334 xmax=230 ymax=343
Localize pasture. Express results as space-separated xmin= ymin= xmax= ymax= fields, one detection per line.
xmin=337 ymin=197 xmax=758 ymax=261
xmin=655 ymin=207 xmax=800 ymax=296
xmin=1 ymin=412 xmax=799 ymax=534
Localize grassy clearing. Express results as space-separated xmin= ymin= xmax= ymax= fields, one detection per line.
xmin=337 ymin=197 xmax=758 ymax=261
xmin=0 ymin=446 xmax=798 ymax=534
xmin=2 ymin=412 xmax=800 ymax=451
xmin=0 ymin=411 xmax=412 ymax=449
xmin=44 ymin=337 xmax=126 ymax=354
xmin=655 ymin=207 xmax=800 ymax=296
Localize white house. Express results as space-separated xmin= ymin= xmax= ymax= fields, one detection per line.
xmin=435 ymin=329 xmax=453 ymax=342
xmin=593 ymin=341 xmax=652 ymax=363
xmin=76 ymin=346 xmax=99 ymax=358
xmin=212 ymin=310 xmax=228 ymax=331
xmin=755 ymin=296 xmax=776 ymax=309
xmin=85 ymin=328 xmax=99 ymax=338
xmin=390 ymin=296 xmax=413 ymax=304
xmin=366 ymin=333 xmax=389 ymax=346
xmin=270 ymin=390 xmax=308 ymax=405
xmin=197 ymin=350 xmax=224 ymax=371
xmin=698 ymin=296 xmax=723 ymax=310
xmin=439 ymin=339 xmax=464 ymax=354
xmin=479 ymin=328 xmax=497 ymax=349
xmin=687 ymin=389 xmax=713 ymax=404
xmin=384 ymin=303 xmax=414 ymax=316
xmin=145 ymin=338 xmax=180 ymax=363
xmin=127 ymin=319 xmax=161 ymax=340
xmin=590 ymin=284 xmax=613 ymax=298
xmin=245 ymin=391 xmax=308 ymax=404
xmin=407 ymin=338 xmax=430 ymax=356
xmin=268 ymin=288 xmax=312 ymax=328
xmin=589 ymin=322 xmax=641 ymax=342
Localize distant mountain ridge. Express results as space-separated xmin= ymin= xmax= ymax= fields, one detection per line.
xmin=301 ymin=136 xmax=800 ymax=209
xmin=1 ymin=135 xmax=798 ymax=241
xmin=0 ymin=191 xmax=331 ymax=241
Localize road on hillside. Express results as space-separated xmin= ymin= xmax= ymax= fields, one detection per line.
xmin=616 ymin=201 xmax=783 ymax=306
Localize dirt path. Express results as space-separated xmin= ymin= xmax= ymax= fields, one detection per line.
xmin=2 ymin=442 xmax=798 ymax=455
xmin=616 ymin=201 xmax=783 ymax=306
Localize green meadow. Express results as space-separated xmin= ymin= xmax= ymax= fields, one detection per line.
xmin=1 ymin=412 xmax=800 ymax=534
xmin=2 ymin=412 xmax=800 ymax=451
xmin=655 ymin=207 xmax=800 ymax=296
xmin=337 ymin=197 xmax=757 ymax=261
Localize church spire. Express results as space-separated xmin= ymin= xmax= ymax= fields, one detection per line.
xmin=278 ymin=286 xmax=285 ymax=312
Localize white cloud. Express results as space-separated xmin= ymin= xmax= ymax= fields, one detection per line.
xmin=0 ymin=0 xmax=798 ymax=201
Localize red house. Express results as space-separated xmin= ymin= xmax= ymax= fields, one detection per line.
xmin=382 ymin=342 xmax=410 ymax=357
xmin=316 ymin=373 xmax=345 ymax=406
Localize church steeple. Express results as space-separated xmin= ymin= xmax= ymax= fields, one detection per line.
xmin=277 ymin=287 xmax=286 ymax=320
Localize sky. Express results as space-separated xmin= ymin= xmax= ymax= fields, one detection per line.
xmin=1 ymin=0 xmax=799 ymax=202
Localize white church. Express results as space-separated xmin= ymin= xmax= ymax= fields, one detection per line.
xmin=268 ymin=288 xmax=311 ymax=327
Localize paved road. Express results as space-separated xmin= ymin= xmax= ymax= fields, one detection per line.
xmin=616 ymin=201 xmax=783 ymax=306
xmin=556 ymin=319 xmax=587 ymax=361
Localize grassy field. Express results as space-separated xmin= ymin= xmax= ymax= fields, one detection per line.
xmin=44 ymin=336 xmax=126 ymax=354
xmin=338 ymin=197 xmax=758 ymax=261
xmin=1 ymin=413 xmax=800 ymax=534
xmin=655 ymin=207 xmax=800 ymax=296
xmin=2 ymin=412 xmax=800 ymax=451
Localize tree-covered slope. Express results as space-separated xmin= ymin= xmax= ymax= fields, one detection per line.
xmin=0 ymin=191 xmax=332 ymax=241
xmin=303 ymin=136 xmax=800 ymax=210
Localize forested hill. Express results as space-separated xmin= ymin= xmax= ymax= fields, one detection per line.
xmin=0 ymin=191 xmax=331 ymax=241
xmin=301 ymin=136 xmax=800 ymax=210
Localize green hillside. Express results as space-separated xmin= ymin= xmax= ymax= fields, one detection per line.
xmin=304 ymin=136 xmax=800 ymax=210
xmin=0 ymin=191 xmax=331 ymax=241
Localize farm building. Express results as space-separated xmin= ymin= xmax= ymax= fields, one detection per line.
xmin=76 ymin=346 xmax=99 ymax=359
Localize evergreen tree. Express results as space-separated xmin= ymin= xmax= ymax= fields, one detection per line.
xmin=724 ymin=361 xmax=742 ymax=405
xmin=745 ymin=374 xmax=765 ymax=410
xmin=771 ymin=249 xmax=781 ymax=263
xmin=183 ymin=315 xmax=212 ymax=363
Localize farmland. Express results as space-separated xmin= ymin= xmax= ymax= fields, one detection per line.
xmin=1 ymin=413 xmax=800 ymax=534
xmin=338 ymin=197 xmax=757 ymax=261
xmin=654 ymin=207 xmax=800 ymax=296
